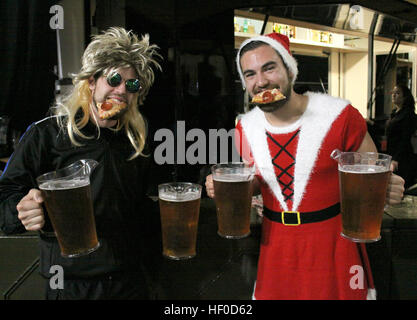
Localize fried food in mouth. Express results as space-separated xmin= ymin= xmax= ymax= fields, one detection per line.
xmin=96 ymin=99 xmax=127 ymax=120
xmin=251 ymin=88 xmax=286 ymax=105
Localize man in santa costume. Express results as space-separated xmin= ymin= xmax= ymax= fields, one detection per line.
xmin=206 ymin=33 xmax=405 ymax=299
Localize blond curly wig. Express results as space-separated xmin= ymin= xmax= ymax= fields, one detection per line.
xmin=53 ymin=27 xmax=162 ymax=160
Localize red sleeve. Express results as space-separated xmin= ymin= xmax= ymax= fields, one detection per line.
xmin=341 ymin=104 xmax=367 ymax=152
xmin=235 ymin=121 xmax=254 ymax=165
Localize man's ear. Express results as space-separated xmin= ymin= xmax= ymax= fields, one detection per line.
xmin=288 ymin=70 xmax=295 ymax=84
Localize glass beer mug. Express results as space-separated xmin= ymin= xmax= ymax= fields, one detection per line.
xmin=36 ymin=159 xmax=100 ymax=257
xmin=331 ymin=149 xmax=391 ymax=242
xmin=211 ymin=162 xmax=255 ymax=239
xmin=158 ymin=182 xmax=202 ymax=260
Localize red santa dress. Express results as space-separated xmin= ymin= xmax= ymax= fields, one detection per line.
xmin=236 ymin=92 xmax=376 ymax=300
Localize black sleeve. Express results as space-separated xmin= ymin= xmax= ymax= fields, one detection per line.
xmin=0 ymin=123 xmax=47 ymax=234
xmin=392 ymin=111 xmax=416 ymax=161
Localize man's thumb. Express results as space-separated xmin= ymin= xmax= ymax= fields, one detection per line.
xmin=33 ymin=190 xmax=44 ymax=203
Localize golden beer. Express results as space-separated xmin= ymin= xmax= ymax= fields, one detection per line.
xmin=211 ymin=163 xmax=254 ymax=239
xmin=158 ymin=183 xmax=202 ymax=260
xmin=339 ymin=165 xmax=390 ymax=242
xmin=39 ymin=180 xmax=99 ymax=257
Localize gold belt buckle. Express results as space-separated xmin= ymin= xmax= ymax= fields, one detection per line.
xmin=281 ymin=211 xmax=301 ymax=226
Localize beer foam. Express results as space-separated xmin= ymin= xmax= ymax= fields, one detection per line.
xmin=339 ymin=164 xmax=389 ymax=174
xmin=39 ymin=178 xmax=90 ymax=190
xmin=213 ymin=173 xmax=253 ymax=182
xmin=159 ymin=191 xmax=200 ymax=202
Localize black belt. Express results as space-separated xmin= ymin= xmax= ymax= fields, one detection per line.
xmin=263 ymin=203 xmax=340 ymax=226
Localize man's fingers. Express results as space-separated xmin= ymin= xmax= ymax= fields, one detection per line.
xmin=386 ymin=191 xmax=401 ymax=205
xmin=385 ymin=173 xmax=405 ymax=205
xmin=18 ymin=208 xmax=43 ymax=221
xmin=25 ymin=216 xmax=45 ymax=230
xmin=16 ymin=189 xmax=45 ymax=231
xmin=17 ymin=208 xmax=45 ymax=231
xmin=20 ymin=188 xmax=43 ymax=202
xmin=205 ymin=174 xmax=215 ymax=198
xmin=17 ymin=199 xmax=42 ymax=214
xmin=29 ymin=188 xmax=44 ymax=203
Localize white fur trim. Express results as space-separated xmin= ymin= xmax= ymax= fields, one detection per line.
xmin=242 ymin=107 xmax=290 ymax=210
xmin=241 ymin=92 xmax=350 ymax=211
xmin=252 ymin=282 xmax=376 ymax=299
xmin=236 ymin=35 xmax=298 ymax=89
xmin=367 ymin=288 xmax=377 ymax=300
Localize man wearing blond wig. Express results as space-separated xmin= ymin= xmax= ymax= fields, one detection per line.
xmin=0 ymin=27 xmax=161 ymax=299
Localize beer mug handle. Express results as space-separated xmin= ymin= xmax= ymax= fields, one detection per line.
xmin=330 ymin=149 xmax=342 ymax=161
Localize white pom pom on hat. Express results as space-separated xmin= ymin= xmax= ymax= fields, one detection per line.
xmin=236 ymin=32 xmax=298 ymax=88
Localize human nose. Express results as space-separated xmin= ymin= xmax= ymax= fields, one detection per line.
xmin=255 ymin=73 xmax=269 ymax=88
xmin=112 ymin=81 xmax=127 ymax=94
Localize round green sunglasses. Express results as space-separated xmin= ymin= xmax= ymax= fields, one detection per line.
xmin=107 ymin=72 xmax=140 ymax=93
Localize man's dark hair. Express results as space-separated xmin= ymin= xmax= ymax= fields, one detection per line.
xmin=238 ymin=41 xmax=290 ymax=75
xmin=239 ymin=41 xmax=269 ymax=59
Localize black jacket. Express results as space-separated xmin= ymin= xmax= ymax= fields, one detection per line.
xmin=386 ymin=107 xmax=417 ymax=162
xmin=386 ymin=107 xmax=417 ymax=188
xmin=0 ymin=116 xmax=159 ymax=278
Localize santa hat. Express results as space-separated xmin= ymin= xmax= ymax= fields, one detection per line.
xmin=236 ymin=33 xmax=298 ymax=88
